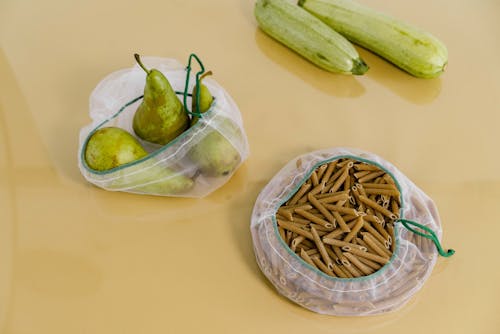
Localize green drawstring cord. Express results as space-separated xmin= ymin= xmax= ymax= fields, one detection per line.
xmin=183 ymin=53 xmax=206 ymax=118
xmin=395 ymin=219 xmax=455 ymax=257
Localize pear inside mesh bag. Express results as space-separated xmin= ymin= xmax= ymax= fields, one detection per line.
xmin=251 ymin=147 xmax=449 ymax=316
xmin=78 ymin=57 xmax=249 ymax=197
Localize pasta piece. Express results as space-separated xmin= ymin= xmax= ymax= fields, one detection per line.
xmin=358 ymin=171 xmax=385 ymax=183
xmin=311 ymin=226 xmax=334 ymax=270
xmin=294 ymin=209 xmax=333 ymax=229
xmin=358 ymin=195 xmax=398 ymax=220
xmin=361 ymin=233 xmax=391 ymax=258
xmin=344 ymin=247 xmax=390 ymax=264
xmin=343 ymin=252 xmax=374 ymax=276
xmin=308 ymin=193 xmax=336 ymax=225
xmin=287 ymin=183 xmax=312 ymax=206
xmin=300 ymin=248 xmax=318 ymax=268
xmin=343 ymin=217 xmax=365 ymax=243
xmin=277 ymin=219 xmax=313 ymax=240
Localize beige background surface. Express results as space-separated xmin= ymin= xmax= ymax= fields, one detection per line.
xmin=1 ymin=0 xmax=499 ymax=333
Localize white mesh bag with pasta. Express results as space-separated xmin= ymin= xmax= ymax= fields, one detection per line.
xmin=78 ymin=56 xmax=249 ymax=198
xmin=250 ymin=147 xmax=454 ymax=316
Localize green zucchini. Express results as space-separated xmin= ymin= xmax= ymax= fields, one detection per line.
xmin=255 ymin=0 xmax=368 ymax=75
xmin=298 ymin=0 xmax=448 ymax=78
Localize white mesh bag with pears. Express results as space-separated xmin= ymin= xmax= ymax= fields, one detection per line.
xmin=250 ymin=147 xmax=454 ymax=316
xmin=78 ymin=56 xmax=249 ymax=197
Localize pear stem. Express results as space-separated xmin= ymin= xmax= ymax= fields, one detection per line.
xmin=134 ymin=53 xmax=150 ymax=74
xmin=199 ymin=70 xmax=213 ymax=82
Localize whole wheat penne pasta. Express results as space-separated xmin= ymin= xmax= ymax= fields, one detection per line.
xmin=354 ymin=170 xmax=371 ymax=179
xmin=322 ymin=220 xmax=358 ymax=239
xmin=331 ymin=263 xmax=349 ymax=278
xmin=356 ymin=253 xmax=382 ymax=270
xmin=386 ymin=223 xmax=396 ymax=253
xmin=289 ymin=216 xmax=310 ymax=225
xmin=344 ymin=171 xmax=351 ymax=192
xmin=330 ymin=167 xmax=350 ymax=193
xmin=338 ymin=264 xmax=353 ymax=278
xmin=316 ymin=164 xmax=328 ymax=181
xmin=300 ymin=248 xmax=318 ymax=268
xmin=301 ymin=238 xmax=316 ymax=248
xmin=327 ymin=165 xmax=347 ymax=186
xmin=336 ymin=159 xmax=353 ymax=167
xmin=332 ymin=211 xmax=351 ymax=232
xmin=278 ymin=226 xmax=287 ymax=242
xmin=361 ymin=183 xmax=398 ymax=190
xmin=321 ymin=161 xmax=337 ymax=184
xmin=309 ymin=223 xmax=334 ymax=232
xmin=362 ymin=232 xmax=392 ymax=257
xmin=342 ymin=215 xmax=360 ymax=223
xmin=291 ymin=236 xmax=305 ymax=251
xmin=343 ymin=252 xmax=374 ymax=276
xmin=294 ymin=209 xmax=333 ymax=228
xmin=362 ymin=221 xmax=390 ymax=247
xmin=358 ymin=195 xmax=398 ymax=220
xmin=308 ymin=193 xmax=336 ymax=225
xmin=362 ymin=233 xmax=391 ymax=258
xmin=345 ymin=247 xmax=390 ymax=264
xmin=375 ymin=211 xmax=385 ymax=226
xmin=317 ymin=193 xmax=350 ymax=204
xmin=311 ymin=226 xmax=334 ymax=270
xmin=305 ymin=248 xmax=319 ymax=256
xmin=311 ymin=256 xmax=336 ymax=277
xmin=357 ymin=182 xmax=368 ymax=194
xmin=354 ymin=163 xmax=379 ymax=171
xmin=364 ymin=188 xmax=400 ymax=197
xmin=391 ymin=200 xmax=400 ymax=216
xmin=362 ymin=214 xmax=380 ymax=224
xmin=343 ymin=261 xmax=362 ymax=277
xmin=324 ymin=244 xmax=340 ymax=262
xmin=383 ymin=173 xmax=395 ymax=184
xmin=350 ymin=186 xmax=365 ymax=211
xmin=286 ymin=230 xmax=293 ymax=245
xmin=315 ymin=190 xmax=348 ymax=199
xmin=280 ymin=203 xmax=313 ymax=211
xmin=287 ymin=183 xmax=312 ymax=206
xmin=310 ymin=170 xmax=319 ymax=187
xmin=277 ymin=219 xmax=314 ymax=240
xmin=298 ymin=181 xmax=326 ymax=203
xmin=323 ymin=238 xmax=367 ymax=252
xmin=277 ymin=208 xmax=294 ymax=221
xmin=322 ymin=204 xmax=359 ymax=216
xmin=355 ymin=237 xmax=376 ymax=254
xmin=358 ymin=171 xmax=385 ymax=183
xmin=332 ymin=246 xmax=349 ymax=266
xmin=343 ymin=217 xmax=365 ymax=243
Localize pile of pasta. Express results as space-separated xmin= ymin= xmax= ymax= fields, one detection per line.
xmin=275 ymin=158 xmax=400 ymax=278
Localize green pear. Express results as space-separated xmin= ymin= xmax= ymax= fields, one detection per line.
xmin=85 ymin=127 xmax=147 ymax=171
xmin=190 ymin=71 xmax=214 ymax=126
xmin=84 ymin=126 xmax=193 ymax=194
xmin=109 ymin=159 xmax=194 ymax=195
xmin=188 ymin=119 xmax=241 ymax=177
xmin=133 ymin=54 xmax=189 ymax=145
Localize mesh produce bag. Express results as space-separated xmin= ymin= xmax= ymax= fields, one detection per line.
xmin=250 ymin=147 xmax=454 ymax=316
xmin=78 ymin=55 xmax=249 ymax=197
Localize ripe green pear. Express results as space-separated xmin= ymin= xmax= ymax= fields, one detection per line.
xmin=133 ymin=54 xmax=189 ymax=145
xmin=188 ymin=119 xmax=241 ymax=177
xmin=190 ymin=71 xmax=214 ymax=126
xmin=85 ymin=127 xmax=147 ymax=171
xmin=84 ymin=126 xmax=193 ymax=194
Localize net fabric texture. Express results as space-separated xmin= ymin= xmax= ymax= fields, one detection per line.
xmin=250 ymin=147 xmax=441 ymax=316
xmin=78 ymin=57 xmax=249 ymax=197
